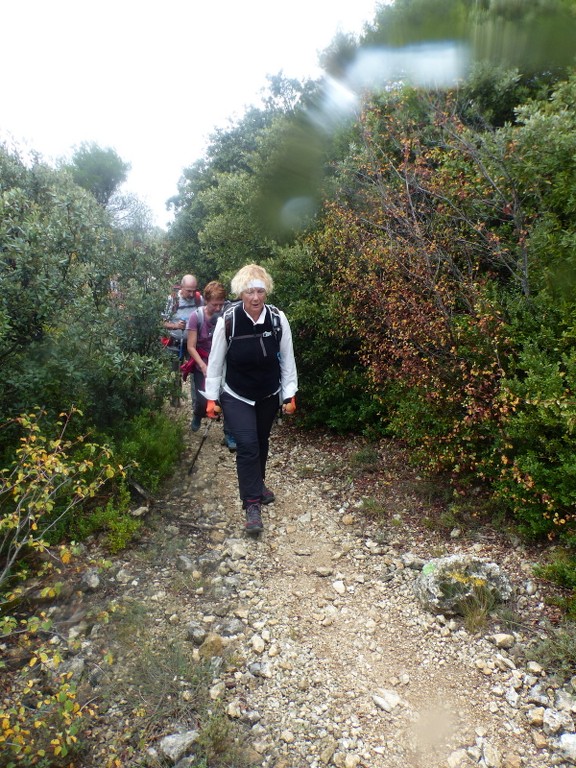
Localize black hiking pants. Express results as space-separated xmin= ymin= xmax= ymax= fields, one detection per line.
xmin=220 ymin=391 xmax=279 ymax=506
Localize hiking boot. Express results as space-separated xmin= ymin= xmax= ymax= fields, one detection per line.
xmin=191 ymin=415 xmax=202 ymax=432
xmin=245 ymin=503 xmax=263 ymax=534
xmin=225 ymin=434 xmax=237 ymax=452
xmin=261 ymin=486 xmax=275 ymax=505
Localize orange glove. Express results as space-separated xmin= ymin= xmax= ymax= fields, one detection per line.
xmin=206 ymin=400 xmax=221 ymax=419
xmin=282 ymin=397 xmax=296 ymax=415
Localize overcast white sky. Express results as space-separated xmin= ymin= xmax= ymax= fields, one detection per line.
xmin=1 ymin=0 xmax=380 ymax=228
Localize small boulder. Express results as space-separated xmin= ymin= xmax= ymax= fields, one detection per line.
xmin=158 ymin=730 xmax=199 ymax=763
xmin=185 ymin=621 xmax=208 ymax=646
xmin=413 ymin=554 xmax=512 ymax=616
xmin=554 ymin=732 xmax=576 ymax=765
xmin=80 ymin=568 xmax=101 ymax=591
xmin=373 ymin=688 xmax=401 ymax=712
xmin=198 ymin=632 xmax=225 ymax=660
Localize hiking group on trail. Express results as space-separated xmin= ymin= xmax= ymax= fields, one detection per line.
xmin=162 ymin=263 xmax=298 ymax=534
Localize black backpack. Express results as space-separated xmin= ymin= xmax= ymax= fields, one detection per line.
xmin=223 ymin=301 xmax=282 ymax=347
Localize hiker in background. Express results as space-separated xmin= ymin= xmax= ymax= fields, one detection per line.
xmin=186 ymin=281 xmax=237 ymax=451
xmin=204 ymin=264 xmax=298 ymax=534
xmin=162 ymin=274 xmax=204 ymax=407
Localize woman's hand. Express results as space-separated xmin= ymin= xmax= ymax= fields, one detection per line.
xmin=206 ymin=401 xmax=222 ymax=419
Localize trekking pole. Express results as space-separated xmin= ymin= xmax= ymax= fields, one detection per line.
xmin=187 ymin=418 xmax=213 ymax=475
xmin=178 ymin=334 xmax=185 ymax=363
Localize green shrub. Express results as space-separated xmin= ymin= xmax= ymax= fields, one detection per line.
xmin=0 ymin=144 xmax=168 ymax=457
xmin=387 ymin=385 xmax=462 ymax=469
xmin=68 ymin=481 xmax=141 ymax=554
xmin=0 ymin=640 xmax=93 ymax=766
xmin=298 ymin=365 xmax=388 ymax=435
xmin=534 ymin=547 xmax=576 ymax=618
xmin=0 ymin=410 xmax=124 ymax=599
xmin=535 ymin=548 xmax=576 ymax=590
xmin=267 ymin=245 xmax=390 ymax=437
xmin=528 ymin=621 xmax=576 ymax=681
xmin=0 ymin=410 xmax=110 ymax=765
xmin=115 ymin=409 xmax=186 ymax=492
xmin=494 ymin=321 xmax=576 ymax=542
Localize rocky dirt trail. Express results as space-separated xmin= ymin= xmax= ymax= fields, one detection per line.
xmin=66 ymin=408 xmax=576 ymax=767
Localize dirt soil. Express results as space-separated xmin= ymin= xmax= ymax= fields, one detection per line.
xmin=21 ymin=406 xmax=569 ymax=767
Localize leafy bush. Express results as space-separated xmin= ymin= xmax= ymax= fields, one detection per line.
xmin=300 ymin=74 xmax=576 ymax=554
xmin=54 ymin=409 xmax=186 ymax=550
xmin=492 ymin=295 xmax=576 ymax=541
xmin=0 ymin=410 xmax=116 ymax=767
xmin=66 ymin=481 xmax=141 ymax=554
xmin=114 ymin=409 xmax=186 ymax=493
xmin=268 ymin=244 xmax=389 ymax=436
xmin=298 ymin=365 xmax=386 ymax=434
xmin=535 ymin=548 xmax=576 ymax=591
xmin=0 ymin=143 xmax=169 ymax=459
xmin=0 ymin=640 xmax=94 ymax=766
xmin=0 ymin=410 xmax=124 ymax=600
xmin=534 ymin=547 xmax=576 ymax=618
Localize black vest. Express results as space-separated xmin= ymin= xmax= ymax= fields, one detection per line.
xmin=225 ymin=305 xmax=281 ymax=400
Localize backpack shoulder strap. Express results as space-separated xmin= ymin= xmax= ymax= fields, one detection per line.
xmin=267 ymin=305 xmax=282 ymax=342
xmin=224 ymin=302 xmax=238 ymax=345
xmin=224 ymin=302 xmax=282 ymax=345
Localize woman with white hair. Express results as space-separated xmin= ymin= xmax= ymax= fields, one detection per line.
xmin=204 ymin=264 xmax=298 ymax=534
